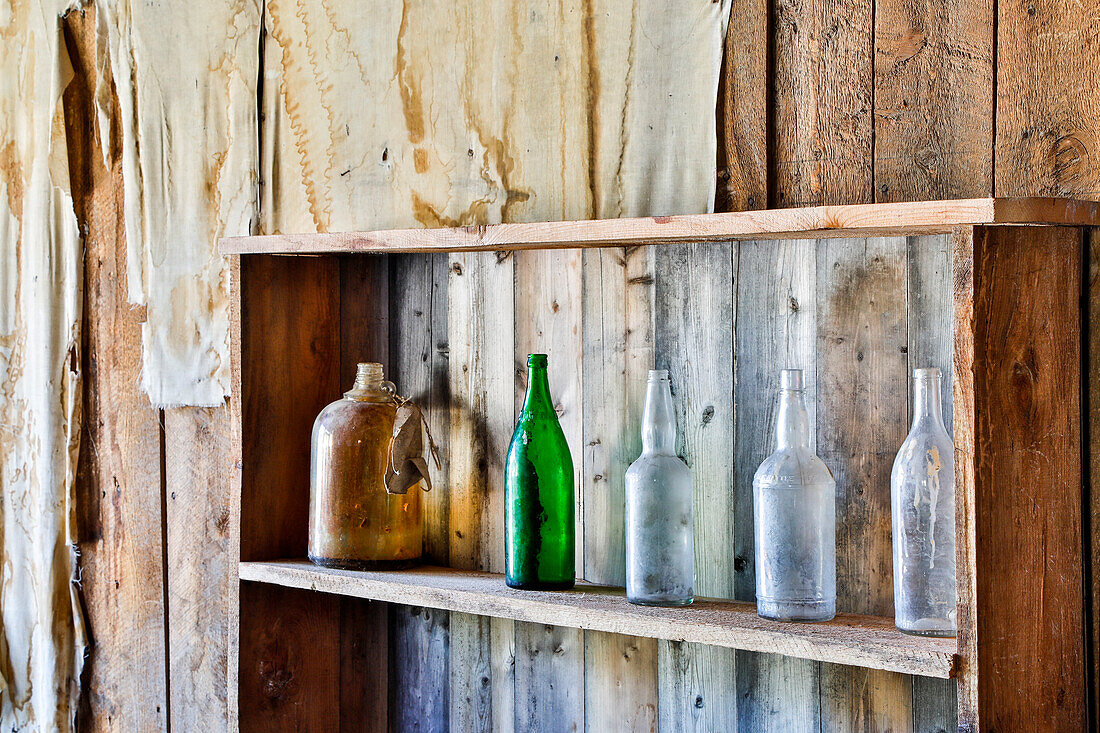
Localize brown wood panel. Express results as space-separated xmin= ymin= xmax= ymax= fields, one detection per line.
xmin=772 ymin=0 xmax=873 ymax=207
xmin=995 ymin=0 xmax=1100 ymax=198
xmin=64 ymin=9 xmax=170 ymax=728
xmin=716 ymin=0 xmax=768 ymax=212
xmin=873 ymin=0 xmax=993 ymax=201
xmin=962 ymin=225 xmax=1086 ymax=728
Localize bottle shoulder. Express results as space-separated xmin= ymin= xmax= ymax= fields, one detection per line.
xmin=753 ymin=447 xmax=834 ymax=488
xmin=626 ymin=452 xmax=690 ymax=476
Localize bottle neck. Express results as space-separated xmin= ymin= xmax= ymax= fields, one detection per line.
xmin=521 ymin=365 xmax=556 ymax=417
xmin=776 ymin=388 xmax=811 ymax=450
xmin=641 ymin=377 xmax=676 ymax=455
xmin=912 ymin=375 xmax=944 ymax=427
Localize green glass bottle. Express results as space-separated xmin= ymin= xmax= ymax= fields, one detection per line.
xmin=505 ymin=354 xmax=575 ymax=590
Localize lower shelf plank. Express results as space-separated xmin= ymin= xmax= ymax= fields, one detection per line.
xmin=239 ymin=560 xmax=957 ymax=679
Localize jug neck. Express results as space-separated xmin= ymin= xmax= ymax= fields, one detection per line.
xmin=521 ymin=355 xmax=556 ymax=417
xmin=641 ymin=370 xmax=677 ymax=455
xmin=776 ymin=369 xmax=811 ymax=451
xmin=345 ymin=362 xmax=394 ymax=401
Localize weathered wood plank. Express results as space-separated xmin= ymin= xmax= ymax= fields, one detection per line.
xmin=514 ymin=248 xmax=585 ymax=731
xmin=716 ymin=0 xmax=768 ymax=212
xmin=218 ymin=199 xmax=1100 ymax=255
xmin=164 ymin=406 xmax=234 ymax=731
xmin=904 ymin=234 xmax=959 ymax=731
xmin=873 ymin=0 xmax=993 ymax=200
xmin=964 ymin=225 xmax=1086 ymax=728
xmin=448 ymin=251 xmax=515 ymax=732
xmin=772 ymin=0 xmax=873 ymax=207
xmin=389 ymin=253 xmax=449 ymax=732
xmin=654 ymin=242 xmax=738 ymax=729
xmin=816 ymin=237 xmax=912 ymax=730
xmin=733 ymin=239 xmax=820 ymax=730
xmin=238 ymin=561 xmax=958 ymax=679
xmin=581 ymin=246 xmax=659 ymax=732
xmin=995 ymin=0 xmax=1100 ymax=198
xmin=67 ymin=8 xmax=170 ymax=723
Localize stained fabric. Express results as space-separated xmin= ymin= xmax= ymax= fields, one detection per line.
xmin=0 ymin=1 xmax=87 ymax=729
xmin=96 ymin=0 xmax=260 ymax=407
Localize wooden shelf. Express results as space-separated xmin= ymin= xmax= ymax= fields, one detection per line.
xmin=219 ymin=197 xmax=1100 ymax=254
xmin=239 ymin=559 xmax=957 ymax=679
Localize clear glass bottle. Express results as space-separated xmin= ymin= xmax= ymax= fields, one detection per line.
xmin=308 ymin=362 xmax=423 ymax=569
xmin=505 ymin=354 xmax=575 ymax=590
xmin=891 ymin=368 xmax=956 ymax=636
xmin=625 ymin=370 xmax=695 ymax=606
xmin=753 ymin=369 xmax=836 ymax=622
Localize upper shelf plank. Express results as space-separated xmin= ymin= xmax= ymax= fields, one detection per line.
xmin=239 ymin=560 xmax=956 ymax=679
xmin=220 ymin=198 xmax=1099 ymax=255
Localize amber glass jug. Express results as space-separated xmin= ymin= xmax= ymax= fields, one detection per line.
xmin=308 ymin=363 xmax=423 ymax=569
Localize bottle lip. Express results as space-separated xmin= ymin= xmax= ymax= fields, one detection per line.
xmin=780 ymin=369 xmax=804 ymax=391
xmin=527 ymin=353 xmax=548 ymax=367
xmin=913 ymin=367 xmax=941 ymax=380
xmin=647 ymin=369 xmax=670 ymax=381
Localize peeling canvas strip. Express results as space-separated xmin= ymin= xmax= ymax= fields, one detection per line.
xmin=97 ymin=0 xmax=260 ymax=407
xmin=0 ymin=1 xmax=87 ymax=729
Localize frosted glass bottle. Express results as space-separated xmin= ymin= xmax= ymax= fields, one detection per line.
xmin=891 ymin=368 xmax=957 ymax=636
xmin=753 ymin=369 xmax=836 ymax=622
xmin=625 ymin=370 xmax=695 ymax=606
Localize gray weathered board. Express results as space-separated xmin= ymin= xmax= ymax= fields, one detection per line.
xmin=347 ymin=235 xmax=955 ymax=731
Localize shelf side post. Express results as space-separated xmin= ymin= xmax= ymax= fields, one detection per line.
xmin=953 ymin=224 xmax=1088 ymax=730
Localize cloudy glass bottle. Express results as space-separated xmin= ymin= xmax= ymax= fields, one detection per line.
xmin=625 ymin=370 xmax=694 ymax=606
xmin=891 ymin=368 xmax=957 ymax=636
xmin=753 ymin=369 xmax=836 ymax=622
xmin=505 ymin=354 xmax=575 ymax=590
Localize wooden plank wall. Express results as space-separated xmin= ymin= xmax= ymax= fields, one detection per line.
xmin=60 ymin=0 xmax=1100 ymax=729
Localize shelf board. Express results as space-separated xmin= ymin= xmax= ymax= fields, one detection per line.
xmin=239 ymin=559 xmax=957 ymax=679
xmin=219 ymin=197 xmax=1099 ymax=255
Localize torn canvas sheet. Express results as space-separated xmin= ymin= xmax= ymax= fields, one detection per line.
xmin=0 ymin=1 xmax=87 ymax=729
xmin=261 ymin=0 xmax=731 ymax=232
xmin=97 ymin=0 xmax=260 ymax=406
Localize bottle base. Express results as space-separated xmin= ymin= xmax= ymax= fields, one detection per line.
xmin=757 ymin=597 xmax=836 ymax=623
xmin=897 ymin=620 xmax=957 ymax=638
xmin=628 ymin=596 xmax=694 ymax=608
xmin=308 ymin=554 xmax=421 ymax=571
xmin=506 ymin=578 xmax=576 ymax=591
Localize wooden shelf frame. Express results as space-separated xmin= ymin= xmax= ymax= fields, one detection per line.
xmin=240 ymin=560 xmax=957 ymax=679
xmin=225 ymin=198 xmax=1093 ymax=732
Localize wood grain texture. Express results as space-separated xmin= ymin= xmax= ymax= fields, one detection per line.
xmin=239 ymin=560 xmax=957 ymax=678
xmin=164 ymin=406 xmax=234 ymax=731
xmin=966 ymin=225 xmax=1086 ymax=728
xmin=654 ymin=242 xmax=738 ymax=729
xmin=716 ymin=0 xmax=768 ymax=211
xmin=733 ymin=239 xmax=821 ymax=730
xmin=581 ymin=246 xmax=659 ymax=731
xmin=995 ymin=0 xmax=1100 ymax=198
xmin=904 ymin=234 xmax=959 ymax=731
xmin=68 ymin=11 xmax=170 ymax=723
xmin=873 ymin=0 xmax=993 ymax=201
xmin=1091 ymin=229 xmax=1100 ymax=733
xmin=448 ymin=251 xmax=515 ymax=732
xmin=514 ymin=248 xmax=586 ymax=731
xmin=219 ymin=198 xmax=1100 ymax=254
xmin=389 ymin=253 xmax=450 ymax=732
xmin=816 ymin=237 xmax=912 ymax=730
xmin=772 ymin=0 xmax=873 ymax=207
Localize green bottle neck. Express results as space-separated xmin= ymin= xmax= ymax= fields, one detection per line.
xmin=521 ymin=365 xmax=556 ymax=417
